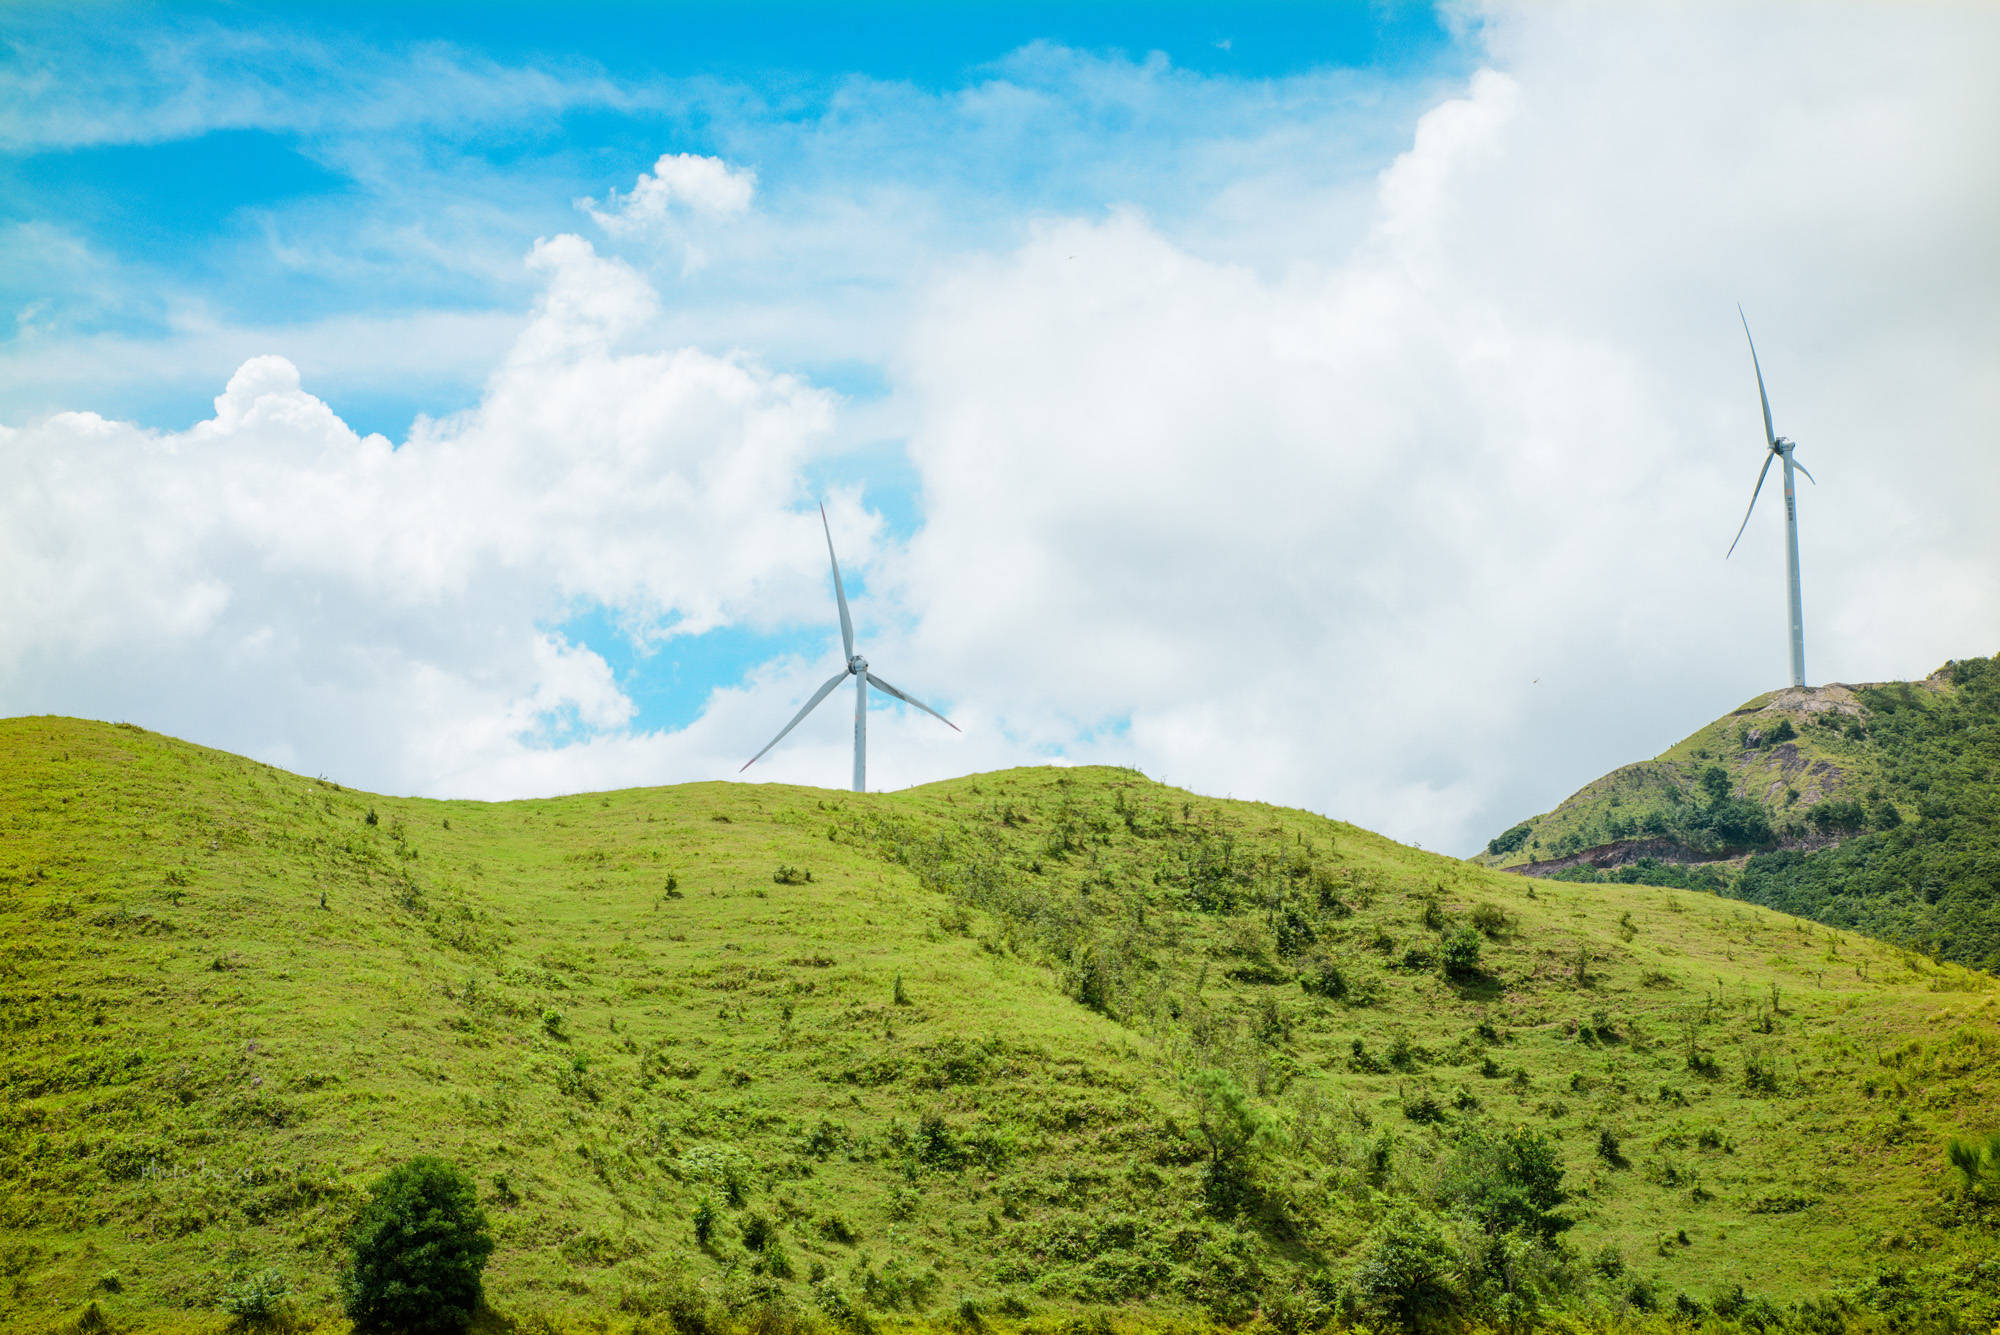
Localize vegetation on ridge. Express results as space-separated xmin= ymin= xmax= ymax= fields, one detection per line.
xmin=1480 ymin=654 xmax=2000 ymax=974
xmin=3 ymin=717 xmax=2000 ymax=1334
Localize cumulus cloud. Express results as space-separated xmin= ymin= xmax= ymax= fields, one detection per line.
xmin=0 ymin=234 xmax=846 ymax=794
xmin=587 ymin=154 xmax=757 ymax=228
xmin=583 ymin=154 xmax=758 ymax=272
xmin=877 ymin=2 xmax=2000 ymax=847
xmin=5 ymin=2 xmax=1996 ymax=856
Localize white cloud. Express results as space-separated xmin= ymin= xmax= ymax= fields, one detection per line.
xmin=0 ymin=235 xmax=847 ymax=794
xmin=5 ymin=2 xmax=1996 ymax=856
xmin=582 ymin=155 xmax=758 ymax=273
xmin=875 ymin=2 xmax=2000 ymax=849
xmin=586 ymin=154 xmax=757 ymax=230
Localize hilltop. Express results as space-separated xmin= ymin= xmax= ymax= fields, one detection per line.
xmin=1473 ymin=655 xmax=2000 ymax=973
xmin=4 ymin=717 xmax=2000 ymax=1333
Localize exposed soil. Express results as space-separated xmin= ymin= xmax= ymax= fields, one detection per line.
xmin=1508 ymin=829 xmax=1847 ymax=879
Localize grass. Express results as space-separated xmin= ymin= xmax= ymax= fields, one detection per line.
xmin=3 ymin=717 xmax=2000 ymax=1333
xmin=1475 ymin=678 xmax=1917 ymax=871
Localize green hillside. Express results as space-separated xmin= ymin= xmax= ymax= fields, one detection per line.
xmin=1474 ymin=655 xmax=2000 ymax=973
xmin=5 ymin=717 xmax=2000 ymax=1334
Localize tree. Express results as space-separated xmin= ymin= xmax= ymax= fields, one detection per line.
xmin=1700 ymin=765 xmax=1732 ymax=806
xmin=1188 ymin=1069 xmax=1273 ymax=1213
xmin=1350 ymin=1205 xmax=1461 ymax=1333
xmin=340 ymin=1156 xmax=494 ymax=1334
xmin=1440 ymin=1127 xmax=1573 ymax=1242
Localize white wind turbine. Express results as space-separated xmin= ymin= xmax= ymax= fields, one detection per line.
xmin=740 ymin=505 xmax=959 ymax=792
xmin=1726 ymin=307 xmax=1816 ymax=689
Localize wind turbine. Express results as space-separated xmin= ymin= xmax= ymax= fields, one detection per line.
xmin=1726 ymin=307 xmax=1816 ymax=689
xmin=740 ymin=505 xmax=959 ymax=792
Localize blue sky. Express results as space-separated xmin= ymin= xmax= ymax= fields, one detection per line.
xmin=4 ymin=2 xmax=1996 ymax=851
xmin=3 ymin=2 xmax=1464 ymax=426
xmin=1 ymin=0 xmax=1467 ymax=751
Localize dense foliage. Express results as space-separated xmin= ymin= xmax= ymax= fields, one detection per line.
xmin=339 ymin=1157 xmax=494 ymax=1334
xmin=1548 ymin=857 xmax=1728 ymax=892
xmin=1730 ymin=657 xmax=2000 ymax=972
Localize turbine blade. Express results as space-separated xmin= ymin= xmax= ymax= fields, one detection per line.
xmin=1726 ymin=453 xmax=1775 ymax=558
xmin=1792 ymin=456 xmax=1816 ymax=485
xmin=1738 ymin=305 xmax=1777 ymax=451
xmin=864 ymin=672 xmax=960 ymax=732
xmin=821 ymin=503 xmax=855 ymax=661
xmin=740 ymin=670 xmax=850 ymax=771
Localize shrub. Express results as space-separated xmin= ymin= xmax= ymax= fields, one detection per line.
xmin=1440 ymin=926 xmax=1483 ymax=979
xmin=693 ymin=1195 xmax=718 ymax=1246
xmin=1188 ymin=1068 xmax=1274 ymax=1214
xmin=1439 ymin=1127 xmax=1573 ymax=1241
xmin=893 ymin=974 xmax=911 ymax=1006
xmin=1487 ymin=824 xmax=1532 ymax=857
xmin=339 ymin=1157 xmax=494 ymax=1335
xmin=1299 ymin=957 xmax=1347 ymax=1000
xmin=1404 ymin=1092 xmax=1445 ymax=1124
xmin=1597 ymin=1128 xmax=1627 ymax=1168
xmin=1471 ymin=902 xmax=1507 ymax=937
xmin=1946 ymin=1131 xmax=2000 ymax=1196
xmin=222 ymin=1269 xmax=292 ymax=1326
xmin=742 ymin=1212 xmax=773 ymax=1251
xmin=1350 ymin=1205 xmax=1461 ymax=1332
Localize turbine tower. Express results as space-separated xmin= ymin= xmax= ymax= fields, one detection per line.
xmin=1726 ymin=307 xmax=1816 ymax=689
xmin=740 ymin=504 xmax=959 ymax=792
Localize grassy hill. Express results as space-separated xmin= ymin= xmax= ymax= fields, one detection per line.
xmin=5 ymin=717 xmax=2000 ymax=1333
xmin=1473 ymin=655 xmax=2000 ymax=973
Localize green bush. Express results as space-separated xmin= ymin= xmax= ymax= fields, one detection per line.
xmin=1440 ymin=1127 xmax=1573 ymax=1241
xmin=1350 ymin=1205 xmax=1461 ymax=1332
xmin=1404 ymin=1092 xmax=1445 ymax=1124
xmin=1188 ymin=1068 xmax=1273 ymax=1214
xmin=693 ymin=1195 xmax=718 ymax=1246
xmin=1947 ymin=1130 xmax=2000 ymax=1197
xmin=1487 ymin=824 xmax=1532 ymax=856
xmin=1440 ymin=926 xmax=1483 ymax=979
xmin=222 ymin=1268 xmax=291 ymax=1324
xmin=339 ymin=1156 xmax=494 ymax=1335
xmin=1299 ymin=957 xmax=1347 ymax=1000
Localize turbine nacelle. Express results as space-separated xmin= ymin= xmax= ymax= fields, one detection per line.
xmin=848 ymin=654 xmax=868 ymax=675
